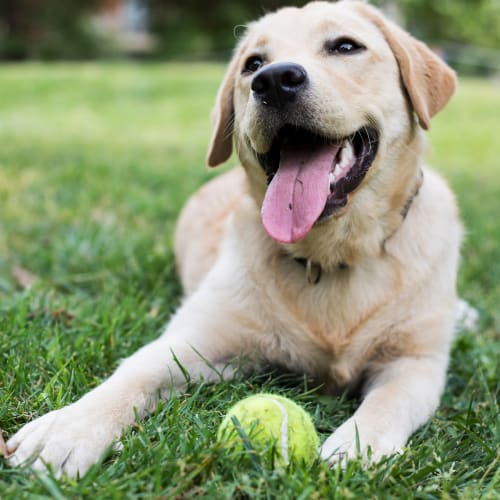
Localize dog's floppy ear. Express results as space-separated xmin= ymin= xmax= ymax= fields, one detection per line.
xmin=355 ymin=3 xmax=457 ymax=130
xmin=206 ymin=45 xmax=245 ymax=167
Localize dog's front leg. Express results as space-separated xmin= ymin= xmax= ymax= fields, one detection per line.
xmin=7 ymin=281 xmax=248 ymax=478
xmin=320 ymin=353 xmax=449 ymax=465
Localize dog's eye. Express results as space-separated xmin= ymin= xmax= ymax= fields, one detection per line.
xmin=243 ymin=55 xmax=264 ymax=74
xmin=325 ymin=38 xmax=366 ymax=55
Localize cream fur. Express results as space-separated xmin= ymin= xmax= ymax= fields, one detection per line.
xmin=8 ymin=1 xmax=462 ymax=477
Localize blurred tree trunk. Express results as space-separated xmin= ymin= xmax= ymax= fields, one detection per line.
xmin=0 ymin=0 xmax=100 ymax=60
xmin=0 ymin=0 xmax=41 ymax=59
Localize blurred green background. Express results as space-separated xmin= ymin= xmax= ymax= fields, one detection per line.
xmin=1 ymin=0 xmax=500 ymax=75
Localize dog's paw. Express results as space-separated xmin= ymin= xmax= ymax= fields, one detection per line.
xmin=319 ymin=417 xmax=403 ymax=467
xmin=7 ymin=402 xmax=120 ymax=478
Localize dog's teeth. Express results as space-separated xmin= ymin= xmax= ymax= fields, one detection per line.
xmin=331 ymin=140 xmax=354 ymax=185
xmin=339 ymin=140 xmax=354 ymax=169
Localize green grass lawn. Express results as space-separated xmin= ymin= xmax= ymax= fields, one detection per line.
xmin=0 ymin=63 xmax=499 ymax=498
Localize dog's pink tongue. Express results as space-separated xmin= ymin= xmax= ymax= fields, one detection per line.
xmin=261 ymin=142 xmax=340 ymax=243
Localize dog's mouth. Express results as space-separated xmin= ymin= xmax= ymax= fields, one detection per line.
xmin=257 ymin=125 xmax=379 ymax=244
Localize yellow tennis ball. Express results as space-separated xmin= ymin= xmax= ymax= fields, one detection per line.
xmin=217 ymin=393 xmax=319 ymax=467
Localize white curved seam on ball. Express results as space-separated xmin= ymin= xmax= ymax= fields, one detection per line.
xmin=268 ymin=398 xmax=289 ymax=465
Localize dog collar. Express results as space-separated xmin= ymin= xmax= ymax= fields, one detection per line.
xmin=294 ymin=257 xmax=323 ymax=284
xmin=401 ymin=168 xmax=424 ymax=220
xmin=294 ymin=258 xmax=348 ymax=284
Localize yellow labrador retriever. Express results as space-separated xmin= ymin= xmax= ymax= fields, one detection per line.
xmin=8 ymin=1 xmax=461 ymax=476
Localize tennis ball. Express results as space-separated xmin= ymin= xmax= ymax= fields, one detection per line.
xmin=217 ymin=393 xmax=319 ymax=467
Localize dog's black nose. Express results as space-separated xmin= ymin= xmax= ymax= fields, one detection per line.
xmin=251 ymin=62 xmax=308 ymax=109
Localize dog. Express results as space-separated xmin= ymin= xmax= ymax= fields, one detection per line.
xmin=8 ymin=1 xmax=461 ymax=477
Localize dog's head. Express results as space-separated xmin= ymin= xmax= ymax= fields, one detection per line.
xmin=206 ymin=1 xmax=456 ymax=249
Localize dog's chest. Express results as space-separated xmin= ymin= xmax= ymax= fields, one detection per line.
xmin=256 ymin=257 xmax=399 ymax=381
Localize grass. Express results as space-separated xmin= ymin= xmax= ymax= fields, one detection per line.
xmin=0 ymin=63 xmax=499 ymax=498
